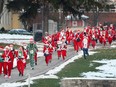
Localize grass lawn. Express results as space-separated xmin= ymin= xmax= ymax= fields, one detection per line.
xmin=22 ymin=48 xmax=116 ymax=87
xmin=23 ymin=79 xmax=60 ymax=87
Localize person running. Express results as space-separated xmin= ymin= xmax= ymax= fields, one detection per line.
xmin=26 ymin=38 xmax=38 ymax=70
xmin=2 ymin=46 xmax=12 ymax=78
xmin=9 ymin=44 xmax=16 ymax=69
xmin=16 ymin=46 xmax=27 ymax=76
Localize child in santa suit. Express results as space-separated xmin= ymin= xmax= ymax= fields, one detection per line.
xmin=2 ymin=46 xmax=12 ymax=78
xmin=43 ymin=44 xmax=50 ymax=66
xmin=61 ymin=39 xmax=67 ymax=60
xmin=16 ymin=46 xmax=27 ymax=76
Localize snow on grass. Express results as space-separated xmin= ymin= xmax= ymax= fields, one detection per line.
xmin=46 ymin=51 xmax=97 ymax=75
xmin=111 ymin=45 xmax=116 ymax=48
xmin=0 ymin=75 xmax=58 ymax=87
xmin=81 ymin=59 xmax=116 ymax=78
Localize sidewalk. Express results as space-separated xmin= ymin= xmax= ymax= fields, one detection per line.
xmin=0 ymin=44 xmax=77 ymax=84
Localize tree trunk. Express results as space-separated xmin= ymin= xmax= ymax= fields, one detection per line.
xmin=0 ymin=0 xmax=4 ymax=17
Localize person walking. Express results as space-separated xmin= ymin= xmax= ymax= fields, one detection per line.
xmin=26 ymin=38 xmax=38 ymax=70
xmin=82 ymin=36 xmax=89 ymax=59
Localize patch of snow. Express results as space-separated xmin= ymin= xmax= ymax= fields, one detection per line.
xmin=0 ymin=74 xmax=58 ymax=87
xmin=111 ymin=45 xmax=116 ymax=48
xmin=46 ymin=51 xmax=96 ymax=75
xmin=81 ymin=59 xmax=116 ymax=78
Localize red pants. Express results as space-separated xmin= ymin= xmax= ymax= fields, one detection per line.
xmin=45 ymin=55 xmax=50 ymax=65
xmin=0 ymin=62 xmax=3 ymax=74
xmin=34 ymin=52 xmax=37 ymax=63
xmin=91 ymin=40 xmax=96 ymax=48
xmin=73 ymin=40 xmax=78 ymax=51
xmin=57 ymin=50 xmax=61 ymax=58
xmin=49 ymin=54 xmax=52 ymax=61
xmin=11 ymin=58 xmax=14 ymax=69
xmin=3 ymin=62 xmax=12 ymax=76
xmin=61 ymin=50 xmax=67 ymax=60
xmin=17 ymin=59 xmax=25 ymax=75
xmin=76 ymin=41 xmax=82 ymax=51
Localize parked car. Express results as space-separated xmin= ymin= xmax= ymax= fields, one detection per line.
xmin=34 ymin=30 xmax=43 ymax=41
xmin=8 ymin=29 xmax=32 ymax=35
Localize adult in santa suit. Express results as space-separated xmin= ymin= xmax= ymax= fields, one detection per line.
xmin=1 ymin=46 xmax=12 ymax=78
xmin=108 ymin=34 xmax=113 ymax=45
xmin=42 ymin=32 xmax=51 ymax=44
xmin=0 ymin=57 xmax=4 ymax=75
xmin=9 ymin=44 xmax=16 ymax=69
xmin=91 ymin=35 xmax=96 ymax=49
xmin=43 ymin=44 xmax=50 ymax=66
xmin=82 ymin=36 xmax=89 ymax=59
xmin=102 ymin=35 xmax=107 ymax=46
xmin=61 ymin=38 xmax=67 ymax=60
xmin=73 ymin=34 xmax=78 ymax=52
xmin=56 ymin=40 xmax=62 ymax=59
xmin=16 ymin=46 xmax=27 ymax=76
xmin=67 ymin=29 xmax=74 ymax=44
xmin=75 ymin=30 xmax=82 ymax=52
xmin=26 ymin=38 xmax=38 ymax=70
xmin=48 ymin=44 xmax=54 ymax=62
xmin=0 ymin=47 xmax=4 ymax=75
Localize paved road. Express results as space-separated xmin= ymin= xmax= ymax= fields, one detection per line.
xmin=0 ymin=43 xmax=77 ymax=84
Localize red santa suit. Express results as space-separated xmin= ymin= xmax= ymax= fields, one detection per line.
xmin=2 ymin=46 xmax=12 ymax=78
xmin=91 ymin=35 xmax=96 ymax=48
xmin=43 ymin=44 xmax=50 ymax=66
xmin=57 ymin=41 xmax=62 ymax=59
xmin=49 ymin=44 xmax=54 ymax=62
xmin=75 ymin=33 xmax=82 ymax=51
xmin=99 ymin=35 xmax=103 ymax=44
xmin=9 ymin=46 xmax=16 ymax=69
xmin=102 ymin=35 xmax=107 ymax=46
xmin=67 ymin=30 xmax=74 ymax=44
xmin=16 ymin=48 xmax=27 ymax=76
xmin=108 ymin=34 xmax=113 ymax=45
xmin=61 ymin=41 xmax=67 ymax=60
xmin=73 ymin=36 xmax=78 ymax=52
xmin=0 ymin=46 xmax=4 ymax=75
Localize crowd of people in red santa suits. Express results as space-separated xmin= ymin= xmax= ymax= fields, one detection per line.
xmin=0 ymin=23 xmax=115 ymax=79
xmin=42 ymin=23 xmax=116 ymax=65
xmin=0 ymin=45 xmax=28 ymax=78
